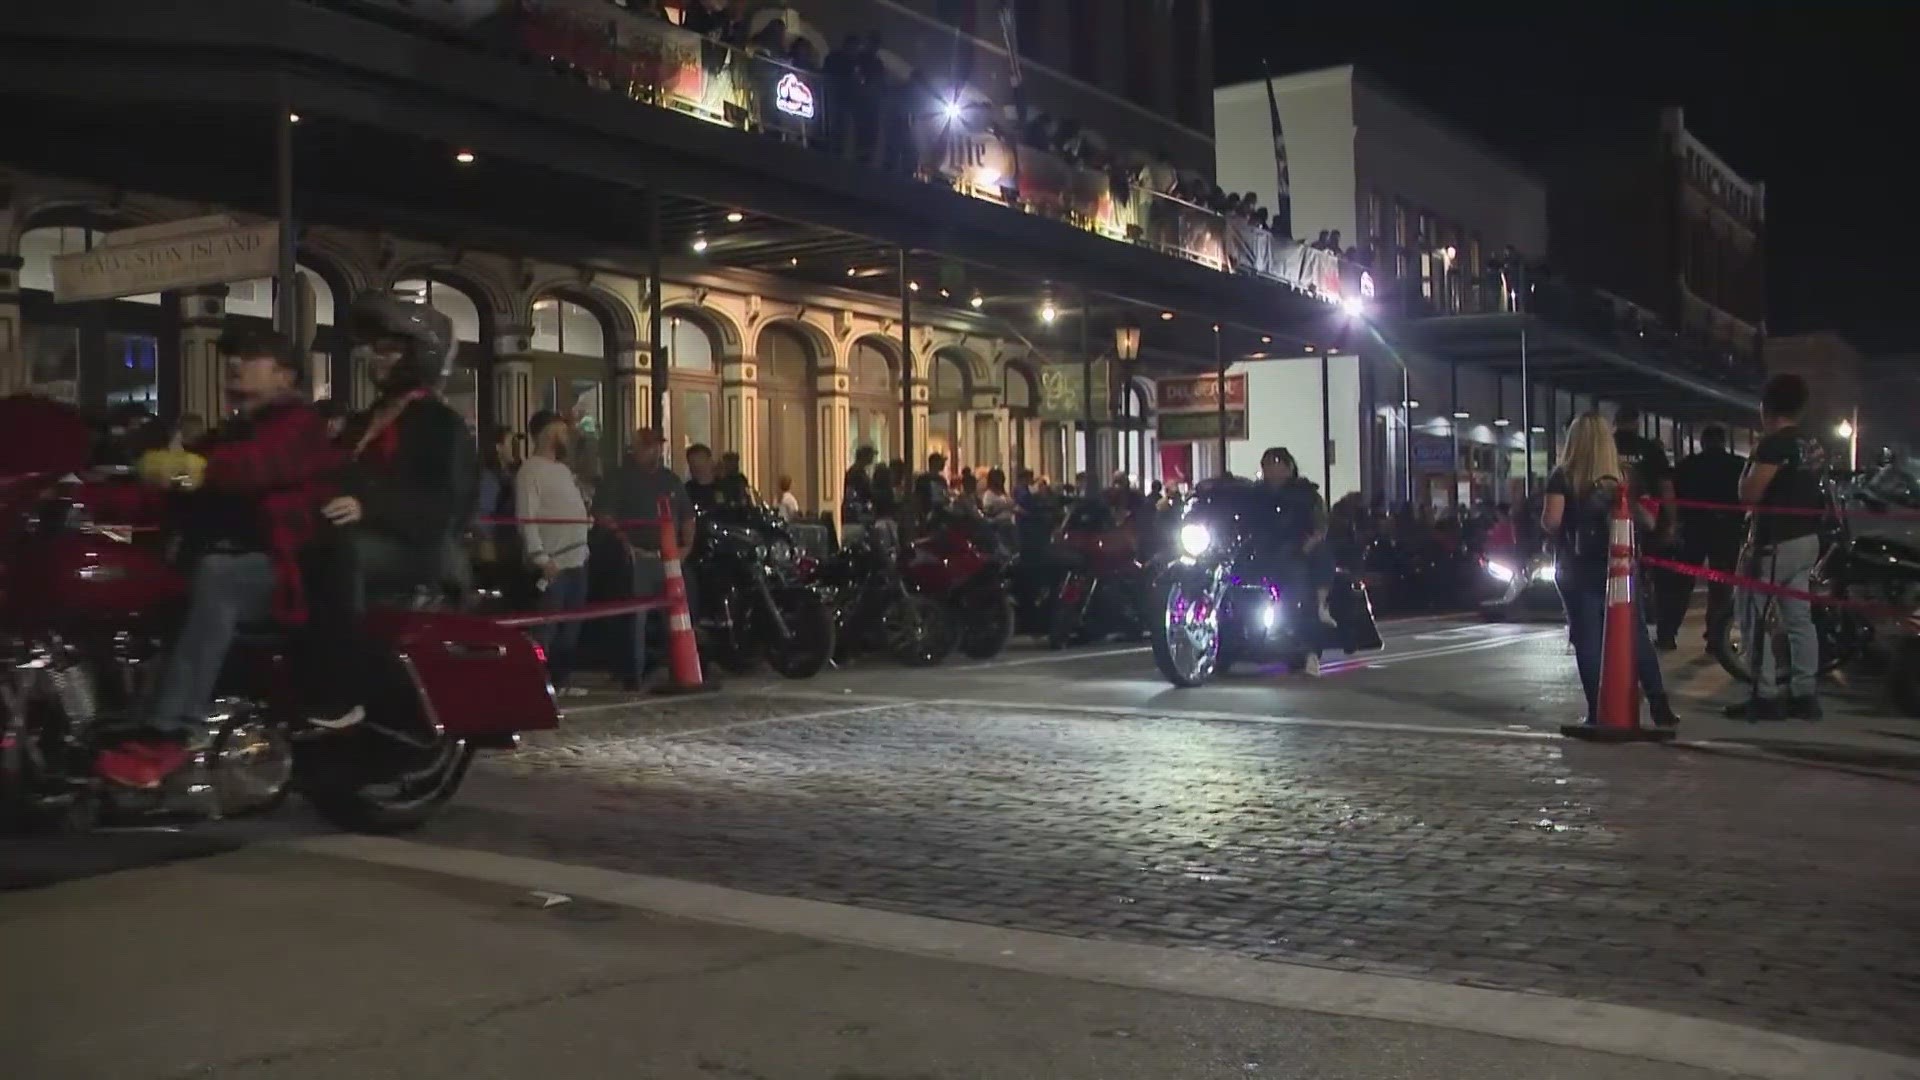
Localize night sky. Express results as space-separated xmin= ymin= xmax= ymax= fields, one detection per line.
xmin=1215 ymin=2 xmax=1916 ymax=344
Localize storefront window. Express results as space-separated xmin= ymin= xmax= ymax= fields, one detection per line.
xmin=531 ymin=297 xmax=605 ymax=357
xmin=24 ymin=325 xmax=81 ymax=403
xmin=390 ymin=279 xmax=481 ymax=343
xmin=224 ymin=270 xmax=337 ymax=325
xmin=103 ymin=331 xmax=160 ymax=408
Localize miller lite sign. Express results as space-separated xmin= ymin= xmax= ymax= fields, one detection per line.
xmin=775 ymin=73 xmax=816 ymax=120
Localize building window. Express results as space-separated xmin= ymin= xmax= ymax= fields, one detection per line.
xmin=531 ymin=297 xmax=606 ymax=358
xmin=667 ymin=316 xmax=715 ymax=371
xmin=390 ymin=278 xmax=482 ymax=343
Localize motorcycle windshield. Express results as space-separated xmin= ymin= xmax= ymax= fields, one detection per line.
xmin=0 ymin=395 xmax=93 ymax=478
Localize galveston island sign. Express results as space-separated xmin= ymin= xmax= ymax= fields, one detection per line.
xmin=51 ymin=216 xmax=280 ymax=304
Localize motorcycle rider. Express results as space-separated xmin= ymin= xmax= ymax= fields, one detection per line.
xmin=301 ymin=292 xmax=477 ymax=730
xmin=1253 ymin=447 xmax=1337 ymax=670
xmin=100 ymin=327 xmax=344 ymax=788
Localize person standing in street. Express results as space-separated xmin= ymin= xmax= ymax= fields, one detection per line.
xmin=516 ymin=411 xmax=592 ymax=695
xmin=1660 ymin=425 xmax=1746 ymax=650
xmin=1612 ymin=406 xmax=1678 ymax=630
xmin=1543 ymin=414 xmax=1680 ymax=730
xmin=1723 ymin=375 xmax=1829 ymax=721
xmin=597 ymin=430 xmax=695 ymax=691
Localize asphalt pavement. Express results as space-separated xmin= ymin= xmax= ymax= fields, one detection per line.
xmin=5 ymin=612 xmax=1918 ymax=1079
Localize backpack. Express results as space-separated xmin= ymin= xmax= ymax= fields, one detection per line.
xmin=1565 ymin=476 xmax=1623 ymax=569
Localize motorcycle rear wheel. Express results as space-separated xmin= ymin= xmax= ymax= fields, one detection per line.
xmin=1709 ymin=609 xmax=1846 ymax=687
xmin=887 ymin=594 xmax=956 ymax=667
xmin=303 ymin=734 xmax=473 ymax=835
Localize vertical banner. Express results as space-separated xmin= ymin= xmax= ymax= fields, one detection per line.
xmin=1261 ymin=59 xmax=1293 ymax=241
xmin=998 ymin=2 xmax=1025 ymax=191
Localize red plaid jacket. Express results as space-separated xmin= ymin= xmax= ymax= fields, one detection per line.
xmin=198 ymin=398 xmax=347 ymax=625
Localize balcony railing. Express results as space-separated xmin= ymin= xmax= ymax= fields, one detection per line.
xmin=327 ymin=0 xmax=1372 ymax=309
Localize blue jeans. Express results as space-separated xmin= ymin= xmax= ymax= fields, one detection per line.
xmin=1558 ymin=572 xmax=1666 ymax=723
xmin=1740 ymin=535 xmax=1822 ymax=700
xmin=149 ymin=551 xmax=277 ymax=736
xmin=535 ymin=565 xmax=589 ymax=688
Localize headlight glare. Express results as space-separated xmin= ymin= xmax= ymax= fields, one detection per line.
xmin=1485 ymin=560 xmax=1516 ymax=583
xmin=1178 ymin=523 xmax=1212 ymax=558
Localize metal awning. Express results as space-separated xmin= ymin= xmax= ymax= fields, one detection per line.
xmin=0 ymin=0 xmax=1340 ymax=370
xmin=1376 ymin=312 xmax=1763 ymax=421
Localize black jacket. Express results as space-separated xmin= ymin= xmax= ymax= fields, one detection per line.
xmin=341 ymin=397 xmax=477 ymax=554
xmin=1674 ymin=448 xmax=1746 ymax=543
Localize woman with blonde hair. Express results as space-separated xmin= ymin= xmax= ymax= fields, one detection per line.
xmin=1541 ymin=413 xmax=1679 ymax=729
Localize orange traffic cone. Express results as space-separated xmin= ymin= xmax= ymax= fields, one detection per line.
xmin=1563 ymin=484 xmax=1672 ymax=743
xmin=652 ymin=494 xmax=717 ymax=695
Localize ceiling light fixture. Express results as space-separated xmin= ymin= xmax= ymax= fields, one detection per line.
xmin=1493 ymin=417 xmax=1511 ymax=427
xmin=1260 ymin=335 xmax=1272 ymax=344
xmin=969 ymin=293 xmax=984 ymax=309
xmin=691 ymin=236 xmax=709 ymax=253
xmin=454 ymin=150 xmax=476 ymax=165
xmin=908 ymin=281 xmax=920 ymax=292
xmin=789 ymin=257 xmax=799 ymax=266
xmin=1453 ymin=410 xmax=1471 ymax=419
xmin=1406 ymin=399 xmax=1421 ymax=409
xmin=725 ymin=211 xmax=744 ymax=223
xmin=1160 ymin=311 xmax=1174 ymax=321
xmin=1040 ymin=299 xmax=1058 ymax=324
xmin=288 ymin=112 xmax=302 ymax=124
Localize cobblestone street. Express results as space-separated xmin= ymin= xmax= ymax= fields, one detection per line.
xmin=426 ymin=690 xmax=1920 ymax=1057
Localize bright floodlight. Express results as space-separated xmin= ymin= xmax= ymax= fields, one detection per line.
xmin=1040 ymin=302 xmax=1058 ymax=324
xmin=942 ymin=98 xmax=964 ymax=123
xmin=1340 ymin=295 xmax=1366 ymax=318
xmin=1836 ymin=420 xmax=1855 ymax=440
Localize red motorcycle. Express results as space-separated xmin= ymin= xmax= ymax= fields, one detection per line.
xmin=1047 ymin=501 xmax=1153 ymax=650
xmin=904 ymin=512 xmax=1017 ymax=660
xmin=0 ymin=396 xmax=557 ymax=834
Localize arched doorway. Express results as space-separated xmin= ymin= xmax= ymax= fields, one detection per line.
xmin=528 ymin=292 xmax=611 ymax=483
xmin=391 ymin=276 xmax=487 ymax=429
xmin=758 ymin=324 xmax=817 ymax=509
xmin=1117 ymin=379 xmax=1155 ymax=487
xmin=927 ymin=350 xmax=971 ymax=472
xmin=663 ymin=310 xmax=720 ymax=463
xmin=1003 ymin=360 xmax=1037 ymax=474
xmin=849 ymin=337 xmax=898 ymax=463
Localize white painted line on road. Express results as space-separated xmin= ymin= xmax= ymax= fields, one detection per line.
xmin=958 ymin=644 xmax=1151 ymax=670
xmin=1327 ymin=630 xmax=1559 ymax=672
xmin=918 ymin=698 xmax=1560 ymax=741
xmin=293 ymin=836 xmax=1920 ymax=1080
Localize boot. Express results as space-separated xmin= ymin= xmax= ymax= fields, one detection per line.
xmin=1648 ymin=695 xmax=1680 ymax=728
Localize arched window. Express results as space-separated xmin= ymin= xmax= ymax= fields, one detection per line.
xmin=928 ymin=351 xmax=972 ymax=471
xmin=530 ymin=296 xmax=605 ymax=358
xmin=849 ymin=338 xmax=897 ymax=461
xmin=758 ymin=325 xmax=817 ymax=508
xmin=391 ymin=277 xmax=485 ymax=428
xmin=668 ymin=315 xmax=715 ymax=372
xmin=1003 ymin=360 xmax=1038 ymax=474
xmin=664 ymin=313 xmax=719 ymax=455
xmin=223 ymin=269 xmax=337 ymax=325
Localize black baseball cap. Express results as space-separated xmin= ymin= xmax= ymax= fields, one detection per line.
xmin=215 ymin=326 xmax=301 ymax=374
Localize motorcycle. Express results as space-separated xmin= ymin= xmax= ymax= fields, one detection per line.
xmin=0 ymin=395 xmax=557 ymax=834
xmin=810 ymin=523 xmax=954 ymax=666
xmin=1046 ymin=500 xmax=1153 ymax=650
xmin=1711 ymin=467 xmax=1920 ymax=686
xmin=1479 ymin=545 xmax=1564 ymax=622
xmin=1150 ymin=479 xmax=1384 ymax=688
xmin=687 ymin=503 xmax=836 ymax=679
xmin=905 ymin=511 xmax=1016 ymax=660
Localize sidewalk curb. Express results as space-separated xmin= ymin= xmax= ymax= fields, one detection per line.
xmin=288 ymin=835 xmax=1920 ymax=1080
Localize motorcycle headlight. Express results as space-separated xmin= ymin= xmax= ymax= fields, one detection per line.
xmin=1485 ymin=560 xmax=1516 ymax=583
xmin=1532 ymin=563 xmax=1556 ymax=583
xmin=1178 ymin=523 xmax=1212 ymax=558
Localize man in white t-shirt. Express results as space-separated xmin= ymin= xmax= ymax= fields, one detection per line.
xmin=515 ymin=411 xmax=592 ymax=694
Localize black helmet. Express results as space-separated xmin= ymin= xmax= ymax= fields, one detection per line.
xmin=347 ymin=290 xmax=457 ymax=391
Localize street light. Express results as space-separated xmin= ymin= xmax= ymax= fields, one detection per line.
xmin=1040 ymin=298 xmax=1058 ymax=324
xmin=1838 ymin=413 xmax=1859 ymax=470
xmin=1340 ymin=296 xmax=1366 ymax=318
xmin=1113 ymin=319 xmax=1141 ymax=363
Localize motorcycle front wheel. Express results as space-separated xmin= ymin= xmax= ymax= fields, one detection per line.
xmin=767 ymin=590 xmax=837 ymax=679
xmin=958 ymin=595 xmax=1017 ymax=660
xmin=886 ymin=593 xmax=956 ymax=667
xmin=1150 ymin=571 xmax=1221 ymax=689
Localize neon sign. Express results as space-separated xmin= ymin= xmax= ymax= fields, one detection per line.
xmin=775 ymin=73 xmax=816 ymax=120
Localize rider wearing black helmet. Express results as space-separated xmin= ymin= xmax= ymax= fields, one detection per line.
xmin=302 ymin=291 xmax=478 ymax=728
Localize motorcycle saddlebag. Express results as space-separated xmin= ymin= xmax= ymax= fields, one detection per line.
xmin=364 ymin=609 xmax=560 ymax=739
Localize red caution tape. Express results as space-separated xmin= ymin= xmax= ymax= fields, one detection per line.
xmin=478 ymin=516 xmax=664 ymax=528
xmin=1640 ymin=552 xmax=1915 ymax=622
